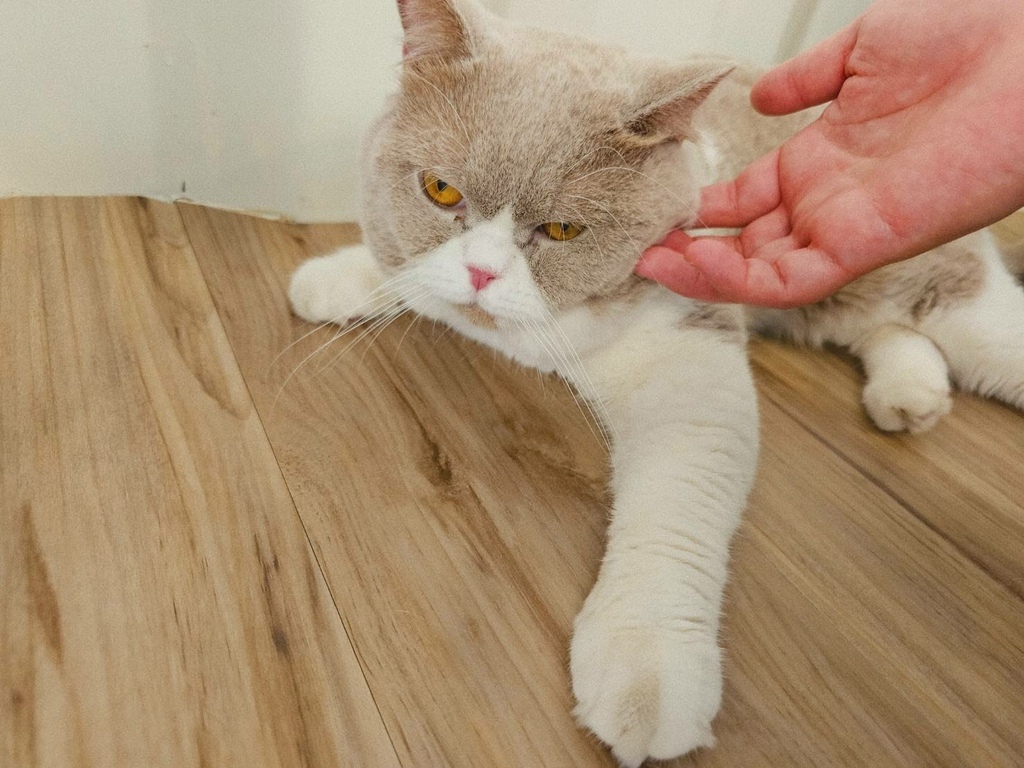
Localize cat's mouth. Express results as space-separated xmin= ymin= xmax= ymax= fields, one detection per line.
xmin=456 ymin=303 xmax=499 ymax=329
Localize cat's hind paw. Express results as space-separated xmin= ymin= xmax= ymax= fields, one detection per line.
xmin=862 ymin=376 xmax=952 ymax=434
xmin=854 ymin=324 xmax=953 ymax=434
xmin=288 ymin=244 xmax=387 ymax=326
xmin=570 ymin=612 xmax=721 ymax=767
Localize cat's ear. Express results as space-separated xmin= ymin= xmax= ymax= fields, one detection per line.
xmin=624 ymin=62 xmax=734 ymax=145
xmin=397 ymin=0 xmax=479 ymax=62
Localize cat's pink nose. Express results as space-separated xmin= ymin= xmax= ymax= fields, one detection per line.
xmin=467 ymin=265 xmax=497 ymax=292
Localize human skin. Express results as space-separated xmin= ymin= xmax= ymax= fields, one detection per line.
xmin=636 ymin=0 xmax=1024 ymax=308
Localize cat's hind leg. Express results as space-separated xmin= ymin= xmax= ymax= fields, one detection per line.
xmin=919 ymin=251 xmax=1024 ymax=412
xmin=289 ymin=244 xmax=390 ymax=325
xmin=852 ymin=324 xmax=952 ymax=434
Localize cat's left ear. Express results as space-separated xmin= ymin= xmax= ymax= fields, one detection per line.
xmin=625 ymin=62 xmax=734 ymax=145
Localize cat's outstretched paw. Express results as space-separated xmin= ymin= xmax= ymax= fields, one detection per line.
xmin=862 ymin=376 xmax=952 ymax=434
xmin=570 ymin=604 xmax=721 ymax=767
xmin=289 ymin=244 xmax=386 ymax=325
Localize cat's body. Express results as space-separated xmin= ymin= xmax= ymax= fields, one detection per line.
xmin=289 ymin=1 xmax=1024 ymax=764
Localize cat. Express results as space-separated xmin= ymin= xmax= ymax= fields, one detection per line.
xmin=288 ymin=0 xmax=1024 ymax=764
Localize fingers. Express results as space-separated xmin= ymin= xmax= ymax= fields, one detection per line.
xmin=659 ymin=229 xmax=696 ymax=253
xmin=691 ymin=239 xmax=852 ymax=307
xmin=696 ymin=149 xmax=782 ymax=228
xmin=637 ymin=236 xmax=854 ymax=308
xmin=636 ymin=243 xmax=731 ymax=302
xmin=751 ymin=20 xmax=860 ymax=115
xmin=641 ymin=201 xmax=791 ymax=300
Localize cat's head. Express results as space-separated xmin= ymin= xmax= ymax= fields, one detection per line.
xmin=363 ymin=0 xmax=730 ymax=327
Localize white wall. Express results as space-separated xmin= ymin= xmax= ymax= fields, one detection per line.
xmin=0 ymin=0 xmax=869 ymax=222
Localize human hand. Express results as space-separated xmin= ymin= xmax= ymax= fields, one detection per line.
xmin=637 ymin=0 xmax=1024 ymax=308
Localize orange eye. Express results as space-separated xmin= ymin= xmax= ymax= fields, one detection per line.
xmin=540 ymin=222 xmax=585 ymax=241
xmin=422 ymin=172 xmax=464 ymax=207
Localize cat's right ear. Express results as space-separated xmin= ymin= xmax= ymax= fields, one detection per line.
xmin=624 ymin=62 xmax=735 ymax=146
xmin=398 ymin=0 xmax=478 ymax=63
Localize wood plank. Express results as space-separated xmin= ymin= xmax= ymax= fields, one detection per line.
xmin=749 ymin=338 xmax=1024 ymax=598
xmin=720 ymin=393 xmax=1024 ymax=767
xmin=0 ymin=198 xmax=399 ymax=768
xmin=181 ymin=204 xmax=1024 ymax=767
xmin=178 ymin=203 xmax=615 ymax=766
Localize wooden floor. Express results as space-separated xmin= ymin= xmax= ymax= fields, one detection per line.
xmin=3 ymin=197 xmax=1024 ymax=768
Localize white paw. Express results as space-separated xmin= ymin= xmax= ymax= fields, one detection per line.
xmin=570 ymin=600 xmax=722 ymax=767
xmin=862 ymin=376 xmax=952 ymax=434
xmin=288 ymin=244 xmax=386 ymax=325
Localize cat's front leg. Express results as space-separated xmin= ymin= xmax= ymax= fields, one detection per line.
xmin=289 ymin=244 xmax=390 ymax=325
xmin=570 ymin=334 xmax=758 ymax=766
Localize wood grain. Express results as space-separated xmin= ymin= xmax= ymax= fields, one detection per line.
xmin=750 ymin=339 xmax=1024 ymax=597
xmin=178 ymin=203 xmax=616 ymax=766
xmin=4 ymin=197 xmax=1024 ymax=767
xmin=0 ymin=198 xmax=398 ymax=768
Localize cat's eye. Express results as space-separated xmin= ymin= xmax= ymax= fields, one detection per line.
xmin=540 ymin=222 xmax=585 ymax=242
xmin=422 ymin=172 xmax=464 ymax=208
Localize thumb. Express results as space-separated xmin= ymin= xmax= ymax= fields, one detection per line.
xmin=752 ymin=20 xmax=859 ymax=115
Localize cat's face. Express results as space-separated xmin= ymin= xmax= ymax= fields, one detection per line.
xmin=363 ymin=0 xmax=729 ymax=328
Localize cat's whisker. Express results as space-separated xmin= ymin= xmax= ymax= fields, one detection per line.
xmin=531 ymin=326 xmax=611 ymax=451
xmin=317 ymin=289 xmax=431 ymax=372
xmin=310 ymin=309 xmax=407 ymax=376
xmin=387 ymin=168 xmax=432 ymax=197
xmin=567 ymin=165 xmax=694 ymax=212
xmin=561 ymin=203 xmax=611 ymax=264
xmin=523 ymin=310 xmax=611 ymax=428
xmin=270 ymin=317 xmax=338 ymax=372
xmin=356 ymin=292 xmax=432 ymax=364
xmin=565 ymin=193 xmax=645 ymax=264
xmin=543 ymin=312 xmax=618 ymax=445
xmin=513 ymin=315 xmax=612 ymax=451
xmin=299 ymin=288 xmax=414 ymax=369
xmin=273 ymin=310 xmax=397 ymax=408
xmin=432 ymin=322 xmax=457 ymax=346
xmin=318 ymin=298 xmax=404 ymax=363
xmin=272 ymin=269 xmax=421 ymax=376
xmin=324 ymin=283 xmax=417 ymax=337
xmin=343 ymin=270 xmax=425 ymax=318
xmin=393 ymin=312 xmax=424 ymax=358
xmin=560 ymin=144 xmax=631 ymax=181
xmin=274 ymin=278 xmax=424 ymax=404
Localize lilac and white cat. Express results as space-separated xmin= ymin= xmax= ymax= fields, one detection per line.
xmin=289 ymin=0 xmax=1024 ymax=763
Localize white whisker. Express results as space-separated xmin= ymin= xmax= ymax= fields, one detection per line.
xmin=512 ymin=315 xmax=613 ymax=452
xmin=567 ymin=164 xmax=695 ymax=216
xmin=543 ymin=311 xmax=617 ymax=444
xmin=561 ymin=202 xmax=611 ymax=266
xmin=273 ymin=276 xmax=426 ymax=403
xmin=394 ymin=313 xmax=424 ymax=358
xmin=565 ymin=193 xmax=644 ymax=263
xmin=560 ymin=144 xmax=626 ymax=180
xmin=318 ymin=288 xmax=431 ymax=372
xmin=272 ymin=268 xmax=421 ymax=373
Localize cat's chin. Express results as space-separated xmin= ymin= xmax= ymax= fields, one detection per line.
xmin=406 ymin=293 xmax=498 ymax=329
xmin=456 ymin=304 xmax=500 ymax=330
